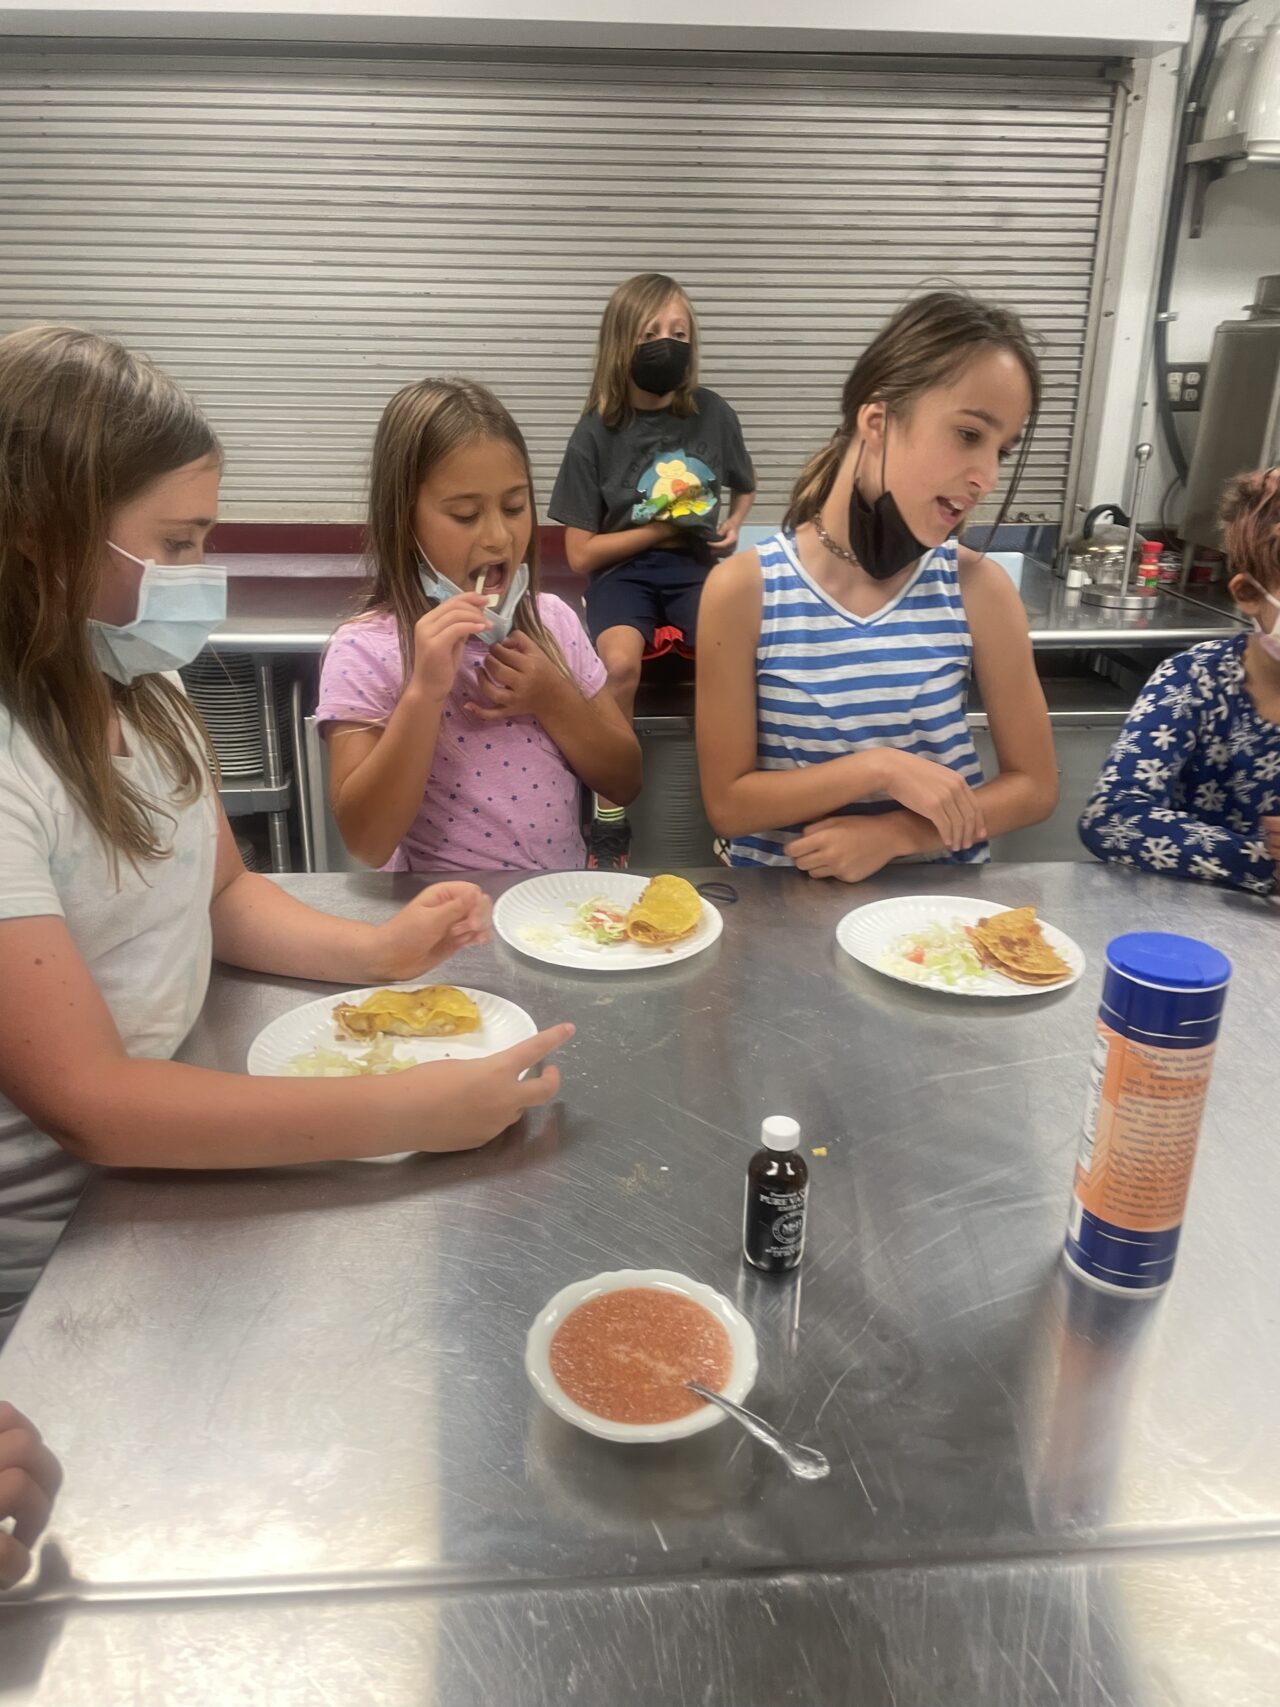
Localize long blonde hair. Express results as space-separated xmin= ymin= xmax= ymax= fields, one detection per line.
xmin=0 ymin=325 xmax=219 ymax=862
xmin=783 ymin=289 xmax=1042 ymax=533
xmin=362 ymin=376 xmax=566 ymax=680
xmin=585 ymin=272 xmax=700 ymax=431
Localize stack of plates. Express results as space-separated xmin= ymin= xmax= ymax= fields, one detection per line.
xmin=181 ymin=654 xmax=292 ymax=781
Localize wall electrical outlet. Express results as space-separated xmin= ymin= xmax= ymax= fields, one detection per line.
xmin=1166 ymin=364 xmax=1208 ymax=412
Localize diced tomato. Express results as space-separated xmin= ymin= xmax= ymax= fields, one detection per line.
xmin=906 ymin=946 xmax=925 ymax=964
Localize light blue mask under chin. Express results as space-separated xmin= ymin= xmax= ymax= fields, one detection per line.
xmin=417 ymin=554 xmax=530 ymax=645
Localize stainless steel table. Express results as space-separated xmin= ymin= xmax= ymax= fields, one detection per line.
xmin=1 ymin=864 xmax=1277 ymax=1705
xmin=211 ymin=561 xmax=1246 ymax=655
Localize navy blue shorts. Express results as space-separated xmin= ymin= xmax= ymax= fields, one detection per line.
xmin=583 ymin=550 xmax=708 ymax=648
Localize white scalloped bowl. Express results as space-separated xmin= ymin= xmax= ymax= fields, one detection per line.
xmin=525 ymin=1268 xmax=759 ymax=1444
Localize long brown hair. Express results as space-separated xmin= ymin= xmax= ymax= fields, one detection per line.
xmin=586 ymin=272 xmax=700 ymax=430
xmin=361 ymin=376 xmax=566 ymax=680
xmin=0 ymin=324 xmax=219 ymax=862
xmin=783 ymin=289 xmax=1042 ymax=534
xmin=1221 ymin=466 xmax=1280 ymax=591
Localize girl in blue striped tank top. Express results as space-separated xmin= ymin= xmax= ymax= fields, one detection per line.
xmin=697 ymin=291 xmax=1058 ymax=883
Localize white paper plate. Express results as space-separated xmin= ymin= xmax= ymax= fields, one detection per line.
xmin=493 ymin=872 xmax=722 ymax=971
xmin=836 ymin=895 xmax=1085 ymax=998
xmin=525 ymin=1268 xmax=758 ymax=1443
xmin=247 ymin=985 xmax=538 ymax=1159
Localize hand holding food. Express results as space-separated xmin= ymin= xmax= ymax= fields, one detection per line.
xmin=878 ymin=750 xmax=987 ymax=852
xmin=368 ymin=882 xmax=491 ymax=981
xmin=0 ymin=1402 xmax=62 ymax=1591
xmin=411 ymin=596 xmax=493 ymax=697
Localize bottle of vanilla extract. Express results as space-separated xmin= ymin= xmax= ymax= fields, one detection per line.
xmin=742 ymin=1115 xmax=808 ymax=1273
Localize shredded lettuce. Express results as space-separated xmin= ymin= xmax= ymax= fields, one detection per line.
xmin=880 ymin=921 xmax=986 ymax=990
xmin=287 ymin=1035 xmax=417 ymax=1077
xmin=565 ymin=896 xmax=630 ymax=947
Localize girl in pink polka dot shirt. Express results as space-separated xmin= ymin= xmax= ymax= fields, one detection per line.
xmin=317 ymin=380 xmax=641 ymax=873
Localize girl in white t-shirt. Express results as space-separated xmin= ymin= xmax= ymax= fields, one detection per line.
xmin=0 ymin=325 xmax=572 ymax=1329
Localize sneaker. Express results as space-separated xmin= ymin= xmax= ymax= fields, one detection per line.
xmin=586 ymin=818 xmax=632 ymax=871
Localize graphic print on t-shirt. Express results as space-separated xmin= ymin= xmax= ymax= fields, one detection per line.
xmin=631 ymin=450 xmax=717 ymax=527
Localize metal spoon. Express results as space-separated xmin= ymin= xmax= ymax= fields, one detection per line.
xmin=687 ymin=1382 xmax=830 ymax=1480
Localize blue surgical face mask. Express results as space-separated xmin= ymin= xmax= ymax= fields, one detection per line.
xmin=88 ymin=543 xmax=227 ymax=684
xmin=415 ymin=536 xmax=530 ymax=645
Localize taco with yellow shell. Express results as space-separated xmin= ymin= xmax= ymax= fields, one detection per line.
xmin=333 ymin=985 xmax=482 ymax=1040
xmin=624 ymin=874 xmax=703 ymax=947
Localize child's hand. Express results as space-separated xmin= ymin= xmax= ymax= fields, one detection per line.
xmin=0 ymin=1402 xmax=62 ymax=1590
xmin=784 ymin=815 xmax=904 ymax=883
xmin=367 ymin=881 xmax=492 ymax=981
xmin=412 ymin=597 xmax=492 ymax=699
xmin=709 ymin=519 xmax=741 ymax=557
xmin=465 ymin=631 xmax=563 ymax=722
xmin=392 ymin=1024 xmax=575 ymax=1152
xmin=879 ymin=749 xmax=987 ymax=851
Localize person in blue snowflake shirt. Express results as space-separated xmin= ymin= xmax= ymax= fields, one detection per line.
xmin=1079 ymin=467 xmax=1280 ymax=896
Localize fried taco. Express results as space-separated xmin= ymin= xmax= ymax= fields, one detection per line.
xmin=333 ymin=985 xmax=482 ymax=1039
xmin=624 ymin=874 xmax=702 ymax=946
xmin=970 ymin=907 xmax=1072 ymax=986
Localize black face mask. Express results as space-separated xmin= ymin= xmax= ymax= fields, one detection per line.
xmin=847 ymin=437 xmax=930 ymax=581
xmin=630 ymin=338 xmax=691 ymax=397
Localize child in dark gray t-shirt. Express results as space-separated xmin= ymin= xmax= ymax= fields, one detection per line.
xmin=550 ymin=271 xmax=755 ymax=867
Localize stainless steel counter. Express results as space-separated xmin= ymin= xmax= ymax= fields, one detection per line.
xmin=1 ymin=863 xmax=1276 ymax=1704
xmin=211 ymin=561 xmax=1247 ymax=655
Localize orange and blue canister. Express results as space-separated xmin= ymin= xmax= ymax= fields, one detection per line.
xmin=1065 ymin=932 xmax=1231 ymax=1295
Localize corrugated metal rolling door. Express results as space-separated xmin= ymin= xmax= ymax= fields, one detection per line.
xmin=0 ymin=46 xmax=1120 ymax=524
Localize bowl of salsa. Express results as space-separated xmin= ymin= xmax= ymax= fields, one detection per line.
xmin=525 ymin=1268 xmax=759 ymax=1442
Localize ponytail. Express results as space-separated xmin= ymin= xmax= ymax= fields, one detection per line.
xmin=783 ymin=436 xmax=848 ymax=532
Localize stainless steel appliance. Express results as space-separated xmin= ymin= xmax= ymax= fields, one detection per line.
xmin=1182 ymin=274 xmax=1280 ymax=557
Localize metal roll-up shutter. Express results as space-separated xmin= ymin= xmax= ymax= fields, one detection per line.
xmin=0 ymin=45 xmax=1121 ymax=524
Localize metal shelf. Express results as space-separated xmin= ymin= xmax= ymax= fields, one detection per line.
xmin=1185 ymin=132 xmax=1275 ymax=237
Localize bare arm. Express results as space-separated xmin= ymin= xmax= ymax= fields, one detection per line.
xmin=880 ymin=550 xmax=1058 ymax=859
xmin=464 ymin=632 xmax=642 ymax=804
xmin=521 ymin=674 xmax=641 ymax=804
xmin=0 ymin=911 xmax=572 ymax=1168
xmin=564 ymin=522 xmax=685 ymax=577
xmin=209 ymin=808 xmax=492 ymax=983
xmin=695 ymin=551 xmax=899 ymax=837
xmin=725 ymin=490 xmax=755 ymax=528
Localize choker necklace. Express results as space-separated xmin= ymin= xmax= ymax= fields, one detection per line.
xmin=813 ymin=518 xmax=858 ymax=566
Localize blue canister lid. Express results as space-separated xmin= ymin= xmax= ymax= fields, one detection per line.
xmin=1106 ymin=932 xmax=1232 ymax=991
